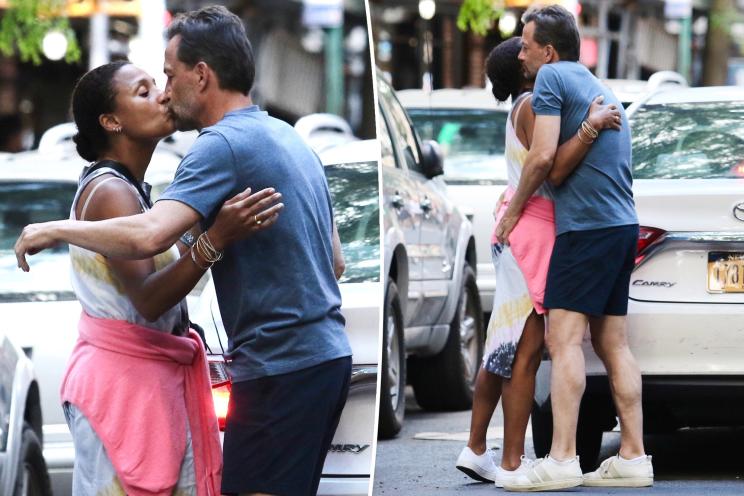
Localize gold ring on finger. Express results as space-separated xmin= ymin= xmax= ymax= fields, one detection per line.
xmin=255 ymin=215 xmax=262 ymax=226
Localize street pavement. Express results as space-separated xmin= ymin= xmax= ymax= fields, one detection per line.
xmin=373 ymin=387 xmax=744 ymax=495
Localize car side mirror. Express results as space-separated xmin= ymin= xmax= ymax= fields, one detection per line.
xmin=421 ymin=140 xmax=444 ymax=179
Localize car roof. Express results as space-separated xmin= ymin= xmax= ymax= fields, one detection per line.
xmin=318 ymin=139 xmax=380 ymax=166
xmin=0 ymin=147 xmax=181 ymax=183
xmin=639 ymin=85 xmax=744 ymax=105
xmin=601 ymin=79 xmax=651 ymax=104
xmin=396 ymin=88 xmax=510 ymax=111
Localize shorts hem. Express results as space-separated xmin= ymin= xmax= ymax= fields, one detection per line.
xmin=544 ymin=303 xmax=627 ymax=317
xmin=230 ymin=351 xmax=352 ymax=382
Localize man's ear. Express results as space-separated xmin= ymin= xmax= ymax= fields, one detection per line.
xmin=194 ymin=61 xmax=210 ymax=92
xmin=545 ymin=44 xmax=559 ymax=63
xmin=99 ymin=113 xmax=121 ymax=134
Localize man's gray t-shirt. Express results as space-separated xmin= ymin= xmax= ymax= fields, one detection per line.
xmin=159 ymin=105 xmax=351 ymax=382
xmin=532 ymin=61 xmax=637 ymax=235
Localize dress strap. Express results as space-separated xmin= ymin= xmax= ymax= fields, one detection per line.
xmin=79 ymin=176 xmax=118 ymax=221
xmin=511 ymin=92 xmax=532 ymax=133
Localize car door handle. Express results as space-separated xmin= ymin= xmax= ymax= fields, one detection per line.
xmin=420 ymin=197 xmax=432 ymax=212
xmin=391 ymin=192 xmax=404 ymax=209
xmin=441 ymin=260 xmax=452 ymax=274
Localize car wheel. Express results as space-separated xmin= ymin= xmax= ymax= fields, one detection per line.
xmin=378 ymin=278 xmax=406 ymax=439
xmin=14 ymin=422 xmax=52 ymax=496
xmin=410 ymin=265 xmax=483 ymax=411
xmin=576 ymin=395 xmax=615 ymax=471
xmin=531 ymin=401 xmax=552 ymax=459
xmin=531 ymin=395 xmax=615 ymax=472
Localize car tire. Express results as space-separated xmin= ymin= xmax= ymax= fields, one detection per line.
xmin=410 ymin=265 xmax=483 ymax=411
xmin=13 ymin=422 xmax=52 ymax=496
xmin=531 ymin=395 xmax=615 ymax=472
xmin=576 ymin=395 xmax=615 ymax=471
xmin=531 ymin=400 xmax=552 ymax=460
xmin=378 ymin=278 xmax=406 ymax=439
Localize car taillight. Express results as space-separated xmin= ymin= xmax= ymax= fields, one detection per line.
xmin=730 ymin=162 xmax=744 ymax=178
xmin=211 ymin=382 xmax=231 ymax=431
xmin=635 ymin=226 xmax=665 ymax=265
xmin=208 ymin=357 xmax=231 ymax=431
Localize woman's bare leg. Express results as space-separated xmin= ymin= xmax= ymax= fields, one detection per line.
xmin=466 ymin=366 xmax=503 ymax=454
xmin=500 ymin=310 xmax=545 ymax=470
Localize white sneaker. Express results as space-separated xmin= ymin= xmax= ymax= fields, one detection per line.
xmin=503 ymin=455 xmax=583 ymax=492
xmin=493 ymin=456 xmax=536 ymax=488
xmin=583 ymin=454 xmax=654 ymax=487
xmin=456 ymin=446 xmax=499 ymax=482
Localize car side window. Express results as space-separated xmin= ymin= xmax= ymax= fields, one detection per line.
xmin=378 ymin=78 xmax=422 ymax=173
xmin=378 ymin=108 xmax=397 ymax=169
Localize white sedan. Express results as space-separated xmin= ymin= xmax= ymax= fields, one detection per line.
xmin=532 ymin=85 xmax=744 ymax=471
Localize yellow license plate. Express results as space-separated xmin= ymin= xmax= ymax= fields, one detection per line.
xmin=708 ymin=252 xmax=744 ymax=293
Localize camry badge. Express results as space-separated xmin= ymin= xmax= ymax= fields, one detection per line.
xmin=734 ymin=202 xmax=744 ymax=221
xmin=328 ymin=444 xmax=370 ymax=454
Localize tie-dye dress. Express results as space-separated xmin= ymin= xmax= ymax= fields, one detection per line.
xmin=482 ymin=93 xmax=556 ymax=379
xmin=65 ymin=166 xmax=196 ymax=495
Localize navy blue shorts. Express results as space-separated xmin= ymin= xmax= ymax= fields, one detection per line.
xmin=544 ymin=224 xmax=638 ymax=316
xmin=221 ymin=356 xmax=351 ymax=496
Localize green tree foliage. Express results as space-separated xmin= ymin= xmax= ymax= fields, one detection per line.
xmin=0 ymin=0 xmax=81 ymax=64
xmin=457 ymin=0 xmax=503 ymax=36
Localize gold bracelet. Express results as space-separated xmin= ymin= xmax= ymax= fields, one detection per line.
xmin=195 ymin=232 xmax=223 ymax=263
xmin=201 ymin=232 xmax=223 ymax=261
xmin=577 ymin=127 xmax=594 ymax=144
xmin=196 ymin=236 xmax=218 ymax=264
xmin=581 ymin=120 xmax=599 ymax=138
xmin=190 ymin=245 xmax=212 ymax=270
xmin=580 ymin=120 xmax=598 ymax=140
xmin=582 ymin=120 xmax=598 ymax=137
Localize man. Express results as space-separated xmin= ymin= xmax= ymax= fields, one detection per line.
xmin=493 ymin=5 xmax=653 ymax=492
xmin=16 ymin=6 xmax=352 ymax=496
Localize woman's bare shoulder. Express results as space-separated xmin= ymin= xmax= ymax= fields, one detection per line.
xmin=76 ymin=174 xmax=141 ymax=222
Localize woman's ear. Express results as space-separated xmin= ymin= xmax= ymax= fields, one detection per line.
xmin=99 ymin=113 xmax=122 ymax=134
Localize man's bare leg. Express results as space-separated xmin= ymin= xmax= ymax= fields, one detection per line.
xmin=589 ymin=314 xmax=645 ymax=458
xmin=545 ymin=309 xmax=588 ymax=460
xmin=501 ymin=310 xmax=545 ymax=470
xmin=467 ymin=367 xmax=503 ymax=455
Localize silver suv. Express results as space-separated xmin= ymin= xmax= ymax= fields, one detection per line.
xmin=377 ymin=73 xmax=483 ymax=438
xmin=0 ymin=332 xmax=51 ymax=496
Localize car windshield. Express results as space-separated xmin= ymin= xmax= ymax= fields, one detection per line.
xmin=325 ymin=161 xmax=380 ymax=284
xmin=0 ymin=181 xmax=77 ymax=301
xmin=407 ymin=108 xmax=508 ymax=182
xmin=631 ymin=101 xmax=744 ymax=179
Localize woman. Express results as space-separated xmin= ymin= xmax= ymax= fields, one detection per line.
xmin=60 ymin=61 xmax=281 ymax=496
xmin=456 ymin=37 xmax=621 ymax=487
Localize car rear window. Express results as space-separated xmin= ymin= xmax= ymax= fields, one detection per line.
xmin=325 ymin=161 xmax=380 ymax=284
xmin=631 ymin=101 xmax=744 ymax=179
xmin=407 ymin=108 xmax=508 ymax=182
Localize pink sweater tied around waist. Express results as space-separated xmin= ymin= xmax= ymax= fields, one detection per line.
xmin=60 ymin=312 xmax=222 ymax=496
xmin=492 ymin=187 xmax=556 ymax=314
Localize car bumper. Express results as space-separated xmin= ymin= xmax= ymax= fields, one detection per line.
xmin=585 ymin=298 xmax=744 ymax=375
xmin=318 ymin=476 xmax=371 ymax=495
xmin=476 ymin=261 xmax=494 ymax=313
xmin=43 ymin=425 xmax=74 ymax=496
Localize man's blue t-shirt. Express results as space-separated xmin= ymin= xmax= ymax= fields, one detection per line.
xmin=159 ymin=105 xmax=351 ymax=382
xmin=532 ymin=61 xmax=637 ymax=235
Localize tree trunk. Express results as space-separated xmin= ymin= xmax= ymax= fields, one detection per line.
xmin=702 ymin=0 xmax=734 ymax=86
